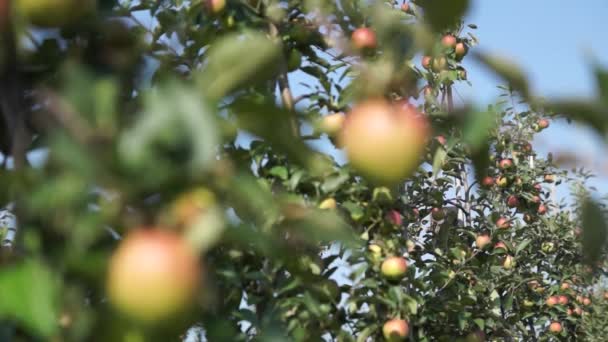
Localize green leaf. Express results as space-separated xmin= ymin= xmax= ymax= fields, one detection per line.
xmin=432 ymin=148 xmax=447 ymax=176
xmin=547 ymin=100 xmax=608 ymax=138
xmin=269 ymin=166 xmax=289 ymax=180
xmin=463 ymin=110 xmax=498 ymax=149
xmin=594 ymin=64 xmax=608 ymax=104
xmin=475 ymin=52 xmax=530 ymax=98
xmin=581 ymin=198 xmax=608 ymax=264
xmin=515 ymin=239 xmax=531 ymax=256
xmin=416 ymin=0 xmax=470 ymax=32
xmin=0 ymin=260 xmax=59 ymax=337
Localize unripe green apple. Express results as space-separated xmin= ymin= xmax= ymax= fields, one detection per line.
xmin=382 ymin=318 xmax=409 ymax=341
xmin=339 ymin=100 xmax=429 ymax=185
xmin=319 ymin=198 xmax=337 ymax=210
xmin=286 ymin=49 xmax=302 ymax=71
xmin=549 ymin=322 xmax=562 ymax=333
xmin=106 ymin=229 xmax=201 ymax=323
xmin=464 ymin=331 xmax=485 ymax=342
xmin=351 ymin=27 xmax=377 ymax=50
xmin=381 ymin=256 xmax=408 ymax=281
xmin=541 ymin=241 xmax=555 ymax=253
xmin=17 ymin=0 xmax=95 ymax=27
xmin=523 ymin=299 xmax=535 ymax=308
xmin=495 ymin=176 xmax=508 ymax=187
xmin=431 ymin=56 xmax=447 ymax=72
xmin=503 ymin=255 xmax=515 ymax=269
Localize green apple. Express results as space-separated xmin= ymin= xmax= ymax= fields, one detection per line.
xmin=381 ymin=256 xmax=408 ymax=281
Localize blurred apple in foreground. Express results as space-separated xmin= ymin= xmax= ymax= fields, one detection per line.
xmin=16 ymin=0 xmax=95 ymax=27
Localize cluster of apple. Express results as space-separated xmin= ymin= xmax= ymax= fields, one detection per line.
xmin=539 ymin=281 xmax=593 ymax=334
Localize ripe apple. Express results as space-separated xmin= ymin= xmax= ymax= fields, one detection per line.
xmin=421 ymin=56 xmax=432 ymax=69
xmin=475 ymin=234 xmax=491 ymax=250
xmin=16 ymin=0 xmax=96 ymax=27
xmin=106 ymin=229 xmax=200 ymax=323
xmin=537 ymin=204 xmax=547 ymax=215
xmin=351 ymin=28 xmax=377 ymax=50
xmin=538 ymin=118 xmax=550 ymax=129
xmin=436 ymin=135 xmax=447 ymax=145
xmin=431 ymin=56 xmax=447 ymax=72
xmin=441 ymin=34 xmax=457 ymax=48
xmin=431 ymin=207 xmax=445 ymax=221
xmin=495 ymin=176 xmax=509 ymax=187
xmin=583 ymin=297 xmax=591 ymax=306
xmin=401 ymin=3 xmax=410 ymax=13
xmin=544 ymin=174 xmax=556 ymax=183
xmin=546 ymin=296 xmax=558 ymax=307
xmin=549 ymin=322 xmax=562 ymax=334
xmin=499 ymin=159 xmax=513 ymax=170
xmin=506 ymin=195 xmax=519 ymax=208
xmin=339 ymin=100 xmax=429 ymax=185
xmin=205 ymin=0 xmax=226 ymax=13
xmin=558 ymin=295 xmax=569 ymax=305
xmin=482 ymin=176 xmax=495 ymax=187
xmin=503 ymin=255 xmax=515 ymax=269
xmin=319 ymin=198 xmax=337 ymax=210
xmin=494 ymin=241 xmax=508 ymax=251
xmin=496 ymin=217 xmax=510 ymax=229
xmin=381 ymin=256 xmax=408 ymax=281
xmin=318 ymin=113 xmax=345 ymax=137
xmin=604 ymin=291 xmax=608 ymax=300
xmin=561 ymin=283 xmax=570 ymax=291
xmin=382 ymin=318 xmax=409 ymax=341
xmin=386 ymin=210 xmax=403 ymax=226
xmin=574 ymin=307 xmax=583 ymax=316
xmin=530 ymin=195 xmax=541 ymax=204
xmin=533 ymin=183 xmax=542 ymax=191
xmin=454 ymin=42 xmax=468 ymax=60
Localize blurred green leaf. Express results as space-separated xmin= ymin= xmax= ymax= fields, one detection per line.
xmin=463 ymin=109 xmax=498 ymax=149
xmin=475 ymin=52 xmax=530 ymax=98
xmin=416 ymin=0 xmax=470 ymax=32
xmin=581 ymin=198 xmax=607 ymax=265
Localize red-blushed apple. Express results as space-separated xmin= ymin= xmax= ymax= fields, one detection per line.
xmin=604 ymin=291 xmax=608 ymax=300
xmin=318 ymin=112 xmax=345 ymax=137
xmin=549 ymin=322 xmax=562 ymax=334
xmin=431 ymin=56 xmax=447 ymax=72
xmin=499 ymin=159 xmax=513 ymax=170
xmin=495 ymin=176 xmax=509 ymax=187
xmin=351 ymin=27 xmax=377 ymax=50
xmin=382 ymin=318 xmax=409 ymax=341
xmin=537 ymin=204 xmax=547 ymax=215
xmin=574 ymin=307 xmax=583 ymax=316
xmin=530 ymin=195 xmax=541 ymax=204
xmin=544 ymin=174 xmax=556 ymax=183
xmin=522 ymin=143 xmax=533 ymax=153
xmin=421 ymin=56 xmax=432 ymax=69
xmin=381 ymin=256 xmax=408 ymax=281
xmin=558 ymin=295 xmax=569 ymax=305
xmin=496 ymin=217 xmax=511 ymax=229
xmin=567 ymin=308 xmax=573 ymax=316
xmin=454 ymin=42 xmax=468 ymax=60
xmin=386 ymin=210 xmax=403 ymax=226
xmin=401 ymin=2 xmax=410 ymax=13
xmin=106 ymin=229 xmax=201 ymax=323
xmin=507 ymin=195 xmax=519 ymax=208
xmin=319 ymin=198 xmax=337 ymax=210
xmin=441 ymin=34 xmax=457 ymax=48
xmin=533 ymin=183 xmax=542 ymax=191
xmin=436 ymin=135 xmax=447 ymax=145
xmin=205 ymin=0 xmax=226 ymax=13
xmin=431 ymin=207 xmax=445 ymax=221
xmin=423 ymin=85 xmax=434 ymax=97
xmin=475 ymin=234 xmax=491 ymax=250
xmin=494 ymin=241 xmax=508 ymax=251
xmin=583 ymin=297 xmax=591 ymax=306
xmin=561 ymin=283 xmax=570 ymax=291
xmin=339 ymin=99 xmax=429 ymax=185
xmin=482 ymin=176 xmax=495 ymax=187
xmin=546 ymin=296 xmax=558 ymax=307
xmin=17 ymin=0 xmax=96 ymax=27
xmin=503 ymin=255 xmax=515 ymax=269
xmin=538 ymin=118 xmax=550 ymax=129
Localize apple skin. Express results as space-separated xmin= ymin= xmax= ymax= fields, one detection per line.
xmin=558 ymin=295 xmax=569 ymax=305
xmin=499 ymin=159 xmax=513 ymax=170
xmin=319 ymin=198 xmax=337 ymax=210
xmin=205 ymin=0 xmax=226 ymax=13
xmin=401 ymin=3 xmax=410 ymax=13
xmin=561 ymin=283 xmax=570 ymax=291
xmin=431 ymin=207 xmax=445 ymax=221
xmin=481 ymin=176 xmax=495 ymax=187
xmin=544 ymin=174 xmax=556 ymax=183
xmin=17 ymin=0 xmax=96 ymax=27
xmin=503 ymin=255 xmax=515 ymax=269
xmin=494 ymin=241 xmax=507 ymax=251
xmin=106 ymin=229 xmax=200 ymax=323
xmin=351 ymin=28 xmax=377 ymax=50
xmin=583 ymin=297 xmax=591 ymax=306
xmin=454 ymin=42 xmax=468 ymax=60
xmin=549 ymin=322 xmax=562 ymax=333
xmin=538 ymin=118 xmax=550 ymax=129
xmin=475 ymin=234 xmax=491 ymax=250
xmin=537 ymin=204 xmax=547 ymax=215
xmin=381 ymin=256 xmax=408 ymax=281
xmin=574 ymin=307 xmax=583 ymax=316
xmin=421 ymin=56 xmax=432 ymax=69
xmin=495 ymin=176 xmax=508 ymax=187
xmin=546 ymin=296 xmax=558 ymax=307
xmin=386 ymin=210 xmax=403 ymax=226
xmin=496 ymin=217 xmax=510 ymax=229
xmin=441 ymin=34 xmax=457 ymax=48
xmin=436 ymin=135 xmax=447 ymax=145
xmin=506 ymin=195 xmax=519 ymax=208
xmin=339 ymin=100 xmax=429 ymax=185
xmin=382 ymin=319 xmax=409 ymax=341
xmin=431 ymin=56 xmax=447 ymax=72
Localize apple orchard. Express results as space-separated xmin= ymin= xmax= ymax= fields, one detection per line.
xmin=2 ymin=0 xmax=608 ymax=341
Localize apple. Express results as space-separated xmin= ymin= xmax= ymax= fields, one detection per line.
xmin=454 ymin=42 xmax=468 ymax=60
xmin=17 ymin=0 xmax=96 ymax=27
xmin=533 ymin=183 xmax=542 ymax=191
xmin=423 ymin=85 xmax=434 ymax=97
xmin=482 ymin=176 xmax=495 ymax=187
xmin=538 ymin=118 xmax=550 ymax=129
xmin=475 ymin=234 xmax=491 ymax=250
xmin=318 ymin=113 xmax=345 ymax=137
xmin=541 ymin=242 xmax=555 ymax=253
xmin=421 ymin=56 xmax=432 ymax=69
xmin=544 ymin=174 xmax=556 ymax=183
xmin=441 ymin=34 xmax=457 ymax=48
xmin=436 ymin=135 xmax=447 ymax=145
xmin=319 ymin=198 xmax=337 ymax=210
xmin=495 ymin=176 xmax=509 ymax=187
xmin=401 ymin=3 xmax=410 ymax=13
xmin=523 ymin=299 xmax=535 ymax=308
xmin=549 ymin=322 xmax=562 ymax=334
xmin=431 ymin=56 xmax=447 ymax=72
xmin=506 ymin=195 xmax=519 ymax=208
xmin=546 ymin=296 xmax=558 ymax=307
xmin=406 ymin=240 xmax=416 ymax=253
xmin=457 ymin=67 xmax=467 ymax=80
xmin=351 ymin=28 xmax=377 ymax=50
xmin=382 ymin=319 xmax=409 ymax=341
xmin=205 ymin=0 xmax=226 ymax=13
xmin=604 ymin=291 xmax=608 ymax=300
xmin=381 ymin=256 xmax=408 ymax=281
xmin=464 ymin=331 xmax=485 ymax=342
xmin=528 ymin=280 xmax=540 ymax=290
xmin=583 ymin=297 xmax=591 ymax=306
xmin=558 ymin=295 xmax=569 ymax=305
xmin=339 ymin=99 xmax=429 ymax=185
xmin=496 ymin=217 xmax=510 ymax=229
xmin=499 ymin=159 xmax=513 ymax=170
xmin=503 ymin=255 xmax=515 ymax=269
xmin=431 ymin=207 xmax=445 ymax=221
xmin=561 ymin=283 xmax=570 ymax=291
xmin=574 ymin=307 xmax=583 ymax=316
xmin=106 ymin=229 xmax=200 ymax=323
xmin=523 ymin=214 xmax=534 ymax=223
xmin=287 ymin=49 xmax=302 ymax=71
xmin=386 ymin=210 xmax=403 ymax=226
xmin=494 ymin=241 xmax=508 ymax=251
xmin=537 ymin=204 xmax=547 ymax=215
xmin=530 ymin=195 xmax=541 ymax=204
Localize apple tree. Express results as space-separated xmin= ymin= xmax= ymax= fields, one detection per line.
xmin=0 ymin=0 xmax=607 ymax=341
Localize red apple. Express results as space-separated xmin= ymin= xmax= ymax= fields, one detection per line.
xmin=530 ymin=195 xmax=541 ymax=204
xmin=205 ymin=0 xmax=226 ymax=13
xmin=558 ymin=295 xmax=569 ymax=305
xmin=496 ymin=217 xmax=511 ymax=229
xmin=454 ymin=42 xmax=468 ymax=60
xmin=499 ymin=159 xmax=513 ymax=170
xmin=352 ymin=28 xmax=377 ymax=50
xmin=538 ymin=118 xmax=550 ymax=129
xmin=537 ymin=204 xmax=547 ymax=215
xmin=546 ymin=296 xmax=558 ymax=307
xmin=475 ymin=234 xmax=491 ymax=250
xmin=401 ymin=2 xmax=410 ymax=13
xmin=431 ymin=56 xmax=447 ymax=72
xmin=382 ymin=318 xmax=409 ymax=341
xmin=583 ymin=297 xmax=591 ymax=306
xmin=574 ymin=307 xmax=583 ymax=316
xmin=507 ymin=195 xmax=519 ymax=208
xmin=339 ymin=100 xmax=429 ymax=185
xmin=386 ymin=210 xmax=403 ymax=226
xmin=482 ymin=176 xmax=495 ymax=187
xmin=431 ymin=207 xmax=445 ymax=220
xmin=561 ymin=283 xmax=570 ymax=291
xmin=106 ymin=229 xmax=201 ymax=323
xmin=495 ymin=241 xmax=508 ymax=251
xmin=436 ymin=135 xmax=447 ymax=145
xmin=549 ymin=322 xmax=562 ymax=333
xmin=381 ymin=256 xmax=408 ymax=281
xmin=421 ymin=55 xmax=432 ymax=69
xmin=441 ymin=34 xmax=457 ymax=48
xmin=544 ymin=174 xmax=556 ymax=183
